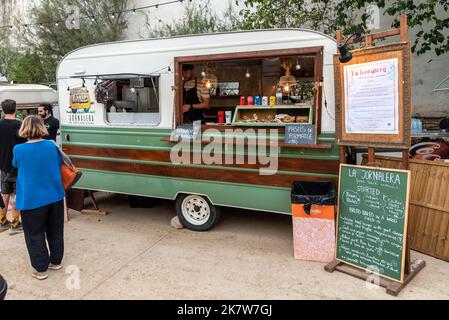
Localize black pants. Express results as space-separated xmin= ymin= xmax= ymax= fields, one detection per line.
xmin=21 ymin=200 xmax=64 ymax=272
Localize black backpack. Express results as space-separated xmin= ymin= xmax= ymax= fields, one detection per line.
xmin=0 ymin=274 xmax=7 ymax=300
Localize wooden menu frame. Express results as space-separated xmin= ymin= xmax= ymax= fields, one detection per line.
xmin=334 ymin=42 xmax=412 ymax=149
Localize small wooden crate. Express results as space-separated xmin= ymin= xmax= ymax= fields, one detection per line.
xmin=363 ymin=155 xmax=449 ymax=262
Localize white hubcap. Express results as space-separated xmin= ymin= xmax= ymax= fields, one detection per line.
xmin=181 ymin=195 xmax=211 ymax=226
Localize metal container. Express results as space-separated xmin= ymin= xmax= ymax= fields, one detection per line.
xmin=262 ymin=96 xmax=269 ymax=106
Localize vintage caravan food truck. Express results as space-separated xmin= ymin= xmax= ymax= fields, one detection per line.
xmin=57 ymin=29 xmax=339 ymax=231
xmin=0 ymin=84 xmax=60 ymax=144
xmin=0 ymin=84 xmax=58 ymax=118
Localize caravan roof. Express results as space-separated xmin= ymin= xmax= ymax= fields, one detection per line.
xmin=0 ymin=84 xmax=58 ymax=108
xmin=58 ymin=29 xmax=337 ymax=77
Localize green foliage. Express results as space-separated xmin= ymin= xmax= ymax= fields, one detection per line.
xmin=239 ymin=0 xmax=449 ymax=56
xmin=2 ymin=0 xmax=130 ymax=84
xmin=7 ymin=52 xmax=48 ymax=84
xmin=148 ymin=1 xmax=241 ymax=38
xmin=382 ymin=0 xmax=449 ymax=56
xmin=239 ymin=0 xmax=370 ymax=35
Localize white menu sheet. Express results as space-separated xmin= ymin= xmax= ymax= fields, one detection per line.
xmin=344 ymin=58 xmax=399 ymax=134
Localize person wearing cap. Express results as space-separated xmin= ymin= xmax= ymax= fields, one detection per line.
xmin=182 ymin=64 xmax=210 ymax=123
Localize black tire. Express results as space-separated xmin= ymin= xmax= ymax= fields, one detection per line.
xmin=175 ymin=194 xmax=221 ymax=231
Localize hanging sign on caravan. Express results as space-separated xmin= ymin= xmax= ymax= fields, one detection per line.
xmin=69 ymin=87 xmax=92 ymax=114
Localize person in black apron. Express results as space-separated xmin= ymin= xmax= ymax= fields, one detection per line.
xmin=182 ymin=64 xmax=210 ymax=124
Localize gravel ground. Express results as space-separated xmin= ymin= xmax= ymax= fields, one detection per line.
xmin=1 ymin=193 xmax=448 ymax=300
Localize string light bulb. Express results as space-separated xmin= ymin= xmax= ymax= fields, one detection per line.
xmin=295 ymin=59 xmax=301 ymax=70
xmin=0 ymin=0 xmax=185 ymax=30
xmin=245 ymin=69 xmax=251 ymax=78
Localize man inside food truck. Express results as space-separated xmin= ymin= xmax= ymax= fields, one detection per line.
xmin=182 ymin=64 xmax=210 ymax=123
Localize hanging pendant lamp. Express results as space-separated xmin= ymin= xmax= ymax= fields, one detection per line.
xmin=202 ymin=63 xmax=218 ymax=89
xmin=278 ymin=59 xmax=297 ymax=92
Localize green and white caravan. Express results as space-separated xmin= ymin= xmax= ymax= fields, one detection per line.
xmin=57 ymin=29 xmax=339 ymax=231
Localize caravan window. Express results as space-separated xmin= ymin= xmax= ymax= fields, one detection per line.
xmin=97 ymin=76 xmax=160 ymax=126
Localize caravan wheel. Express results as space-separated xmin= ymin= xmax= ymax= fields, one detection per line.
xmin=175 ymin=194 xmax=220 ymax=231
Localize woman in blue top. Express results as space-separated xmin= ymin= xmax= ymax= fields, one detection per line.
xmin=13 ymin=115 xmax=65 ymax=280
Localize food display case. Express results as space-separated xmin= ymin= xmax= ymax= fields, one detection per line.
xmin=231 ymin=105 xmax=313 ymax=127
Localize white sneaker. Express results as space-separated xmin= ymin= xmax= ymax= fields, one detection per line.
xmin=32 ymin=270 xmax=48 ymax=280
xmin=48 ymin=264 xmax=63 ymax=271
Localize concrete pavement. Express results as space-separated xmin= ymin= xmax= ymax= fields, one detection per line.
xmin=1 ymin=193 xmax=448 ymax=300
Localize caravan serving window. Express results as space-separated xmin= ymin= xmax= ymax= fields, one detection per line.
xmin=96 ymin=76 xmax=160 ymax=126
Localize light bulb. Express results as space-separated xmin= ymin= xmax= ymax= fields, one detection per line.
xmin=206 ymin=81 xmax=212 ymax=89
xmin=245 ymin=69 xmax=251 ymax=78
xmin=284 ymin=84 xmax=290 ymax=92
xmin=130 ymin=87 xmax=136 ymax=93
xmin=201 ymin=70 xmax=206 ymax=77
xmin=296 ymin=63 xmax=301 ymax=70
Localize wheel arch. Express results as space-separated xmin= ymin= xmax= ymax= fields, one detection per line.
xmin=174 ymin=191 xmax=215 ymax=205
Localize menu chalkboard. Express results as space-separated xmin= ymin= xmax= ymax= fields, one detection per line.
xmin=284 ymin=124 xmax=315 ymax=145
xmin=336 ymin=164 xmax=410 ymax=283
xmin=170 ymin=121 xmax=201 ymax=141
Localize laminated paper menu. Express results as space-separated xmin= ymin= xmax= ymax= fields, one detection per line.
xmin=344 ymin=58 xmax=399 ymax=135
xmin=336 ymin=164 xmax=410 ymax=283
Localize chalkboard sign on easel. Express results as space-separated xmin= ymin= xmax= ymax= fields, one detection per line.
xmin=336 ymin=164 xmax=410 ymax=283
xmin=326 ymin=16 xmax=426 ymax=297
xmin=284 ymin=124 xmax=315 ymax=145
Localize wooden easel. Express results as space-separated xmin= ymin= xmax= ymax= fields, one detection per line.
xmin=81 ymin=191 xmax=109 ymax=216
xmin=325 ymin=16 xmax=426 ymax=296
